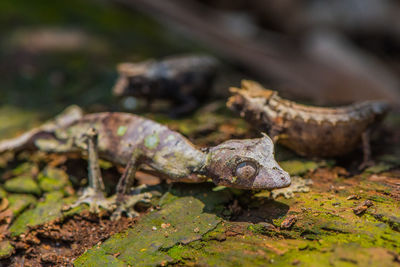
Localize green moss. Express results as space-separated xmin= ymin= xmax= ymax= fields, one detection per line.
xmin=9 ymin=191 xmax=64 ymax=237
xmin=168 ymin=236 xmax=277 ymax=266
xmin=167 ymin=244 xmax=185 ymax=261
xmin=75 ymin=184 xmax=230 ymax=266
xmin=38 ymin=167 xmax=70 ymax=193
xmin=364 ymin=163 xmax=394 ymax=174
xmin=201 ymin=223 xmax=226 ymax=241
xmin=370 ymin=213 xmax=400 ymax=232
xmin=274 ymin=243 xmax=398 ymax=267
xmin=62 ymin=204 xmax=89 ymax=218
xmin=4 ymin=175 xmax=41 ymax=196
xmin=75 ymin=247 xmax=127 ymax=267
xmin=0 ymin=187 xmax=6 ymax=199
xmin=7 ymin=193 xmax=37 ymax=216
xmin=11 ymin=162 xmax=39 ymax=177
xmin=0 ymin=241 xmax=14 ymax=259
xmin=279 ymin=160 xmax=320 ymax=176
xmin=38 ymin=176 xmax=65 ymax=192
xmin=368 ymin=195 xmax=390 ymax=203
xmin=247 ymin=223 xmax=271 ymax=235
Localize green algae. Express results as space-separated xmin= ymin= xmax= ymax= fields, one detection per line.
xmin=38 ymin=176 xmax=66 ymax=192
xmin=0 ymin=241 xmax=14 ymax=259
xmin=38 ymin=166 xmax=70 ymax=193
xmin=75 ymin=184 xmax=231 ymax=267
xmin=76 ymin=196 xmax=221 ymax=266
xmin=247 ymin=223 xmax=275 ymax=235
xmin=7 ymin=193 xmax=37 ymax=216
xmin=279 ymin=160 xmax=320 ymax=176
xmin=10 ymin=162 xmax=39 ymax=177
xmin=169 ymin=189 xmax=400 ymax=266
xmin=277 ymin=192 xmax=400 ymax=249
xmin=4 ymin=175 xmax=41 ymax=196
xmin=9 ymin=191 xmax=64 ymax=236
xmin=364 ymin=163 xmax=394 ymax=174
xmin=166 ymin=233 xmax=302 ymax=266
xmin=0 ymin=187 xmax=6 ymax=199
xmin=272 ymin=243 xmax=399 ymax=267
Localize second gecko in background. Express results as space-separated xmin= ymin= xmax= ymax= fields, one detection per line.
xmin=113 ymin=54 xmax=219 ymax=117
xmin=227 ymin=80 xmax=390 ymax=169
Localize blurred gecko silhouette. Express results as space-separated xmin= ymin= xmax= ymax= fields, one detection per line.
xmin=113 ymin=54 xmax=218 ymax=117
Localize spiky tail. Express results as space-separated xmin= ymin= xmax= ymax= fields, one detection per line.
xmin=0 ymin=105 xmax=83 ymax=153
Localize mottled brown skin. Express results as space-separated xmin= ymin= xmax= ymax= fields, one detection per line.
xmin=227 ymin=80 xmax=389 ymax=160
xmin=113 ymin=54 xmax=218 ymax=117
xmin=0 ymin=106 xmax=290 ymax=218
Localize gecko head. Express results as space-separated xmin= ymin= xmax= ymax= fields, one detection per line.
xmin=205 ymin=135 xmax=291 ymax=190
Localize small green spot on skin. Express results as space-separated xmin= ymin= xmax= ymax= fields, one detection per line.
xmin=166 ymin=134 xmax=176 ymax=142
xmin=144 ymin=134 xmax=159 ymax=149
xmin=117 ymin=126 xmax=128 ymax=136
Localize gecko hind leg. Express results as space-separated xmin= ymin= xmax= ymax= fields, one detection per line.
xmin=110 ymin=185 xmax=152 ymax=220
xmin=110 ymin=151 xmax=152 ymax=220
xmin=68 ymin=128 xmax=115 ymax=213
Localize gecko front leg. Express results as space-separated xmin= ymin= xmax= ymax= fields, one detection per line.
xmin=68 ymin=128 xmax=115 ymax=213
xmin=111 ymin=149 xmax=152 ymax=220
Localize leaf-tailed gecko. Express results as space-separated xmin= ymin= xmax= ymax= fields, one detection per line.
xmin=0 ymin=106 xmax=290 ymax=219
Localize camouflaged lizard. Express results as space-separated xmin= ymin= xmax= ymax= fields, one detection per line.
xmin=113 ymin=54 xmax=218 ymax=117
xmin=227 ymin=80 xmax=390 ymax=168
xmin=0 ymin=106 xmax=290 ymax=219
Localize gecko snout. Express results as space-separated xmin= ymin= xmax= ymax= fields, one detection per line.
xmin=279 ymin=174 xmax=291 ymax=188
xmin=270 ymin=166 xmax=291 ymax=189
xmin=280 ymin=172 xmax=291 ymax=188
xmin=249 ymin=165 xmax=291 ymax=190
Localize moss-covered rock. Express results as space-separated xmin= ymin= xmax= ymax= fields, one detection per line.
xmin=38 ymin=167 xmax=70 ymax=192
xmin=280 ymin=160 xmax=320 ymax=176
xmin=10 ymin=162 xmax=39 ymax=177
xmin=9 ymin=191 xmax=64 ymax=236
xmin=7 ymin=193 xmax=37 ymax=216
xmin=364 ymin=163 xmax=394 ymax=174
xmin=4 ymin=175 xmax=41 ymax=196
xmin=0 ymin=187 xmax=6 ymax=199
xmin=0 ymin=241 xmax=14 ymax=259
xmin=75 ymin=184 xmax=231 ymax=267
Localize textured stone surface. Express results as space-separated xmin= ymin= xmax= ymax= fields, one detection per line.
xmin=75 ymin=184 xmax=231 ymax=266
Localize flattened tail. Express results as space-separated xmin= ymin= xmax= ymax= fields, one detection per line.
xmin=0 ymin=105 xmax=83 ymax=154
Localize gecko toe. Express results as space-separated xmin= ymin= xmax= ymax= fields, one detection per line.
xmin=270 ymin=176 xmax=312 ymax=199
xmin=110 ymin=191 xmax=153 ymax=220
xmin=64 ymin=187 xmax=115 ymax=213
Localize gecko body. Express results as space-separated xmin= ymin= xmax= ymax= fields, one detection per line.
xmin=227 ymin=80 xmax=389 ymax=163
xmin=0 ymin=106 xmax=290 ymax=218
xmin=113 ymin=54 xmax=218 ymax=117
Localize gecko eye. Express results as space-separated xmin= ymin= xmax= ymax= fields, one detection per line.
xmin=235 ymin=161 xmax=257 ymax=180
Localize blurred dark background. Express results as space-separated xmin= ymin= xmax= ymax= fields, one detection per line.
xmin=1 ymin=0 xmax=400 ymax=137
